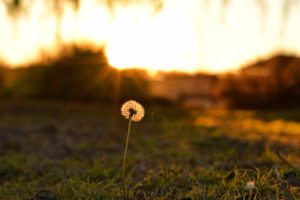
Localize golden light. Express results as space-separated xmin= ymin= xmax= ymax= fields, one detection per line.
xmin=0 ymin=0 xmax=300 ymax=73
xmin=105 ymin=1 xmax=202 ymax=73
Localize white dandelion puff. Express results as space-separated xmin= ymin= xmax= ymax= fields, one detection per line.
xmin=121 ymin=100 xmax=145 ymax=122
xmin=245 ymin=181 xmax=255 ymax=190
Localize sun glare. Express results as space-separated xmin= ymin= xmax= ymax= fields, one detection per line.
xmin=0 ymin=0 xmax=300 ymax=73
xmin=105 ymin=1 xmax=202 ymax=73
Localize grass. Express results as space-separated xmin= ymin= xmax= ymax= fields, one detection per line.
xmin=0 ymin=100 xmax=299 ymax=199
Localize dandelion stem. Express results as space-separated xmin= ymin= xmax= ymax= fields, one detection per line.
xmin=122 ymin=118 xmax=132 ymax=197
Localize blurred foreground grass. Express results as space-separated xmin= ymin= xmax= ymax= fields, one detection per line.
xmin=0 ymin=101 xmax=299 ymax=199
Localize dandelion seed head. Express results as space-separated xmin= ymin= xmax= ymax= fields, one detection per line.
xmin=121 ymin=100 xmax=145 ymax=122
xmin=245 ymin=181 xmax=255 ymax=190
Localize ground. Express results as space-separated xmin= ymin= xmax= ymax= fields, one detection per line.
xmin=0 ymin=101 xmax=299 ymax=199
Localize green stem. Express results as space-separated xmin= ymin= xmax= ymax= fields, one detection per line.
xmin=122 ymin=119 xmax=132 ymax=198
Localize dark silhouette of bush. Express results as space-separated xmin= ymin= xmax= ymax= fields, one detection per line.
xmin=0 ymin=67 xmax=5 ymax=94
xmin=0 ymin=48 xmax=151 ymax=102
xmin=218 ymin=55 xmax=300 ymax=108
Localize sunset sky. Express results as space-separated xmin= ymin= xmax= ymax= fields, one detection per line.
xmin=0 ymin=0 xmax=300 ymax=73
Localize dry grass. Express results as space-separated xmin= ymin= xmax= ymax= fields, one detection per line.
xmin=0 ymin=101 xmax=299 ymax=199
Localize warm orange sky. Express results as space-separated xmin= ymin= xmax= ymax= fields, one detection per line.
xmin=0 ymin=0 xmax=300 ymax=73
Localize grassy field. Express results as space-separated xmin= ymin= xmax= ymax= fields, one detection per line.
xmin=0 ymin=101 xmax=299 ymax=199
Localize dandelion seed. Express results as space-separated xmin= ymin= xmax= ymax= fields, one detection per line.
xmin=120 ymin=100 xmax=144 ymax=198
xmin=245 ymin=181 xmax=255 ymax=190
xmin=121 ymin=100 xmax=145 ymax=122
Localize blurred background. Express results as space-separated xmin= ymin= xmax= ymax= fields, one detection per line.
xmin=0 ymin=0 xmax=299 ymax=109
xmin=1 ymin=1 xmax=300 ymax=198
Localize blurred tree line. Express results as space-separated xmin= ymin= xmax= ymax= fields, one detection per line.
xmin=217 ymin=55 xmax=300 ymax=109
xmin=0 ymin=52 xmax=299 ymax=108
xmin=0 ymin=49 xmax=150 ymax=103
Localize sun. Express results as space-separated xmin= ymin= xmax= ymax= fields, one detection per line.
xmin=104 ymin=1 xmax=202 ymax=73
